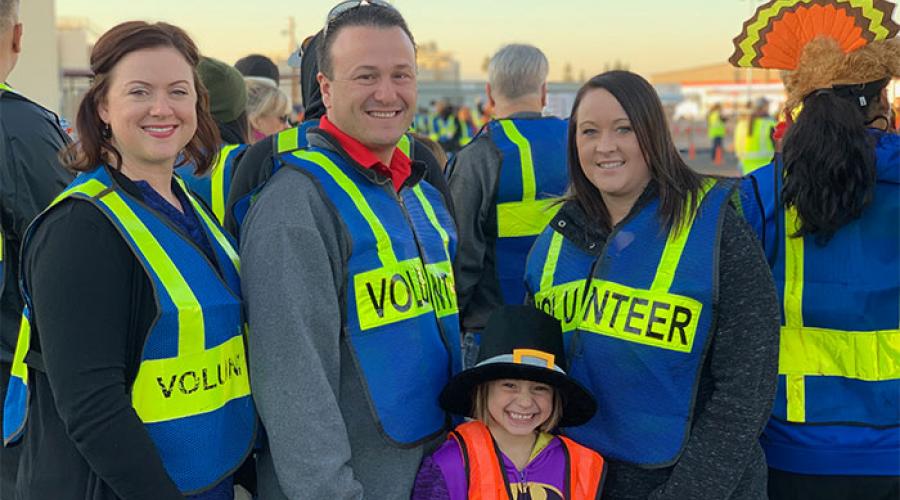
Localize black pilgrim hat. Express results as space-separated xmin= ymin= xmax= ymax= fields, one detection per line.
xmin=439 ymin=305 xmax=597 ymax=427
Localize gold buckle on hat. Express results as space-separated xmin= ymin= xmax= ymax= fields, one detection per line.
xmin=512 ymin=349 xmax=555 ymax=369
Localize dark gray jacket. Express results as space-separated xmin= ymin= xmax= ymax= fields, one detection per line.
xmin=0 ymin=88 xmax=73 ymax=360
xmin=240 ymin=129 xmax=446 ymax=500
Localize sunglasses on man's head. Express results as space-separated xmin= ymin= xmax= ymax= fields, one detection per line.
xmin=324 ymin=0 xmax=396 ymax=36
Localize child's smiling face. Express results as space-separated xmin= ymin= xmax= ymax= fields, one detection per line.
xmin=486 ymin=379 xmax=554 ymax=437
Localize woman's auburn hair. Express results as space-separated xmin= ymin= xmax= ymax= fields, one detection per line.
xmin=566 ymin=71 xmax=704 ymax=235
xmin=471 ymin=381 xmax=563 ymax=433
xmin=61 ymin=21 xmax=220 ymax=176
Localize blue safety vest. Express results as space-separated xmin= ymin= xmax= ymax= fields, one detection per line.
xmin=525 ymin=180 xmax=730 ymax=466
xmin=754 ymin=131 xmax=900 ymax=475
xmin=229 ymin=120 xmax=414 ymax=231
xmin=3 ymin=166 xmax=256 ymax=494
xmin=279 ymin=147 xmax=461 ymax=445
xmin=491 ymin=117 xmax=568 ymax=306
xmin=431 ymin=116 xmax=458 ymax=142
xmin=176 ymin=143 xmax=248 ymax=225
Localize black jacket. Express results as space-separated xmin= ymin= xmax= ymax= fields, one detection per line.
xmin=0 ymin=88 xmax=73 ymax=361
xmin=14 ymin=170 xmax=195 ymax=500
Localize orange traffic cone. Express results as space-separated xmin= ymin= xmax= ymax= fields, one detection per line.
xmin=713 ymin=145 xmax=724 ymax=166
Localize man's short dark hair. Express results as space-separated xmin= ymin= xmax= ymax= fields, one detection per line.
xmin=0 ymin=0 xmax=19 ymax=34
xmin=317 ymin=4 xmax=416 ymax=79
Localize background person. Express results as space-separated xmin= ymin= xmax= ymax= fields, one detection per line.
xmin=0 ymin=0 xmax=74 ymax=493
xmin=2 ymin=21 xmax=255 ymax=499
xmin=234 ymin=53 xmax=280 ymax=87
xmin=244 ymin=78 xmax=291 ymax=143
xmin=737 ymin=98 xmax=776 ymax=175
xmin=176 ymin=56 xmax=250 ymax=225
xmin=447 ymin=44 xmax=568 ymax=369
xmin=707 ymin=102 xmax=726 ymax=161
xmin=524 ymin=71 xmax=779 ymax=500
xmin=734 ymin=15 xmax=900 ymax=499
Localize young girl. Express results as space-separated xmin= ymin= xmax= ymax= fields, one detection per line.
xmin=412 ymin=305 xmax=606 ymax=499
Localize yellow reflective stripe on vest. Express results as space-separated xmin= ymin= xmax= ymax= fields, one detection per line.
xmin=276 ymin=127 xmax=301 ymax=154
xmin=410 ymin=186 xmax=458 ymax=318
xmin=497 ymin=198 xmax=563 ymax=238
xmin=398 ymin=134 xmax=411 ymax=158
xmin=354 ymin=258 xmax=433 ymax=330
xmin=540 ymin=231 xmax=565 ymax=293
xmin=52 ymin=179 xmax=108 ymax=206
xmin=296 ymin=150 xmax=397 ymax=266
xmin=496 ymin=120 xmax=558 ymax=238
xmin=411 ymin=185 xmax=449 ymax=254
xmin=573 ymin=280 xmax=702 ymax=352
xmin=210 ymin=145 xmax=241 ymax=224
xmin=652 ymin=180 xmax=716 ymax=292
xmin=498 ymin=120 xmax=536 ymax=200
xmin=9 ymin=316 xmax=31 ymax=385
xmin=536 ymin=184 xmax=715 ymax=347
xmin=96 ymin=191 xmax=206 ymax=356
xmin=780 ymin=207 xmax=900 ymax=422
xmin=780 ymin=325 xmax=900 ymax=381
xmin=130 ymin=335 xmax=250 ymax=423
xmin=177 ymin=178 xmax=240 ymax=273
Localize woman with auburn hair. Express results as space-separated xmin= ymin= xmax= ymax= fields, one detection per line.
xmin=523 ymin=71 xmax=779 ymax=499
xmin=2 ymin=21 xmax=255 ymax=499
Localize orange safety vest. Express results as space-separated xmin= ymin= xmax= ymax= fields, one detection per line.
xmin=450 ymin=421 xmax=605 ymax=500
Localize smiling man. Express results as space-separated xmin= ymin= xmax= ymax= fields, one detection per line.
xmin=239 ymin=2 xmax=461 ymax=499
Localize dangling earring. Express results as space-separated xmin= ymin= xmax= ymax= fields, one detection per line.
xmin=102 ymin=123 xmax=112 ymax=139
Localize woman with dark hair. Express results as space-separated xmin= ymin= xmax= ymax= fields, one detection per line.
xmin=737 ymin=23 xmax=900 ymax=500
xmin=523 ymin=70 xmax=779 ymax=499
xmin=2 ymin=21 xmax=255 ymax=500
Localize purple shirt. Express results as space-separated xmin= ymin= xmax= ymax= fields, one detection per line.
xmin=412 ymin=433 xmax=568 ymax=500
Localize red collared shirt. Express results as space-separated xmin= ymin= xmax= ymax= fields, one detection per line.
xmin=319 ymin=115 xmax=412 ymax=192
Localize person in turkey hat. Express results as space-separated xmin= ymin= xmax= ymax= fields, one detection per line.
xmin=411 ymin=305 xmax=606 ymax=500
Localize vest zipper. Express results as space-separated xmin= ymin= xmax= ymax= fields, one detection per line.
xmin=389 ymin=184 xmax=455 ymax=381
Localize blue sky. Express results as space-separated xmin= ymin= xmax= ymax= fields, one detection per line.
xmin=56 ymin=0 xmax=900 ymax=80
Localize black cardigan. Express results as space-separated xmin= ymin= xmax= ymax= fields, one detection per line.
xmin=14 ymin=170 xmax=188 ymax=500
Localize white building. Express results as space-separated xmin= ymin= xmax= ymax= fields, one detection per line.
xmin=8 ymin=0 xmax=61 ymax=113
